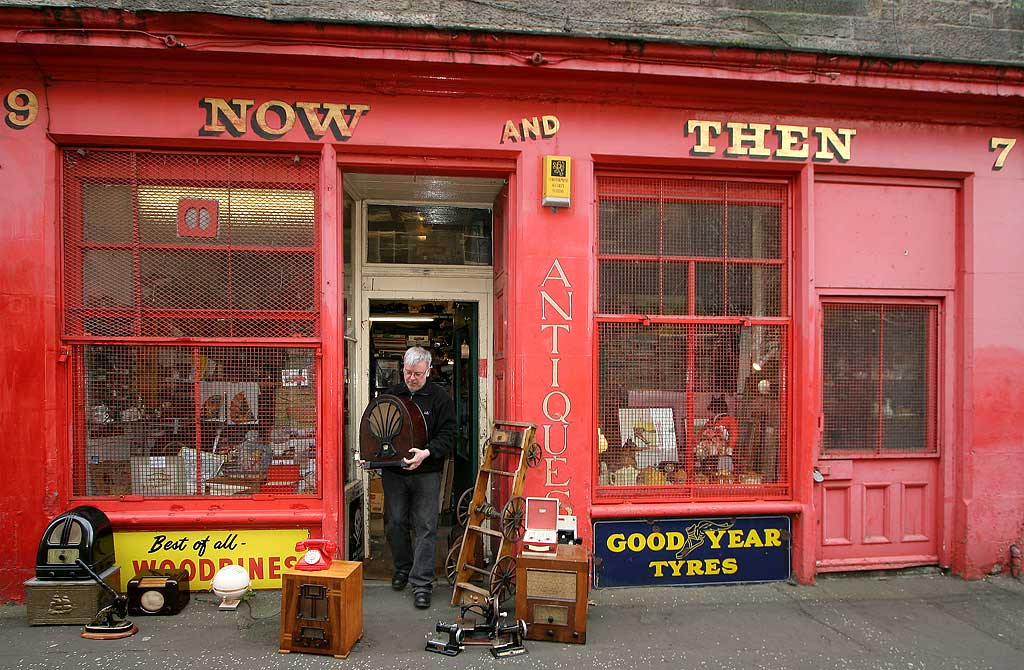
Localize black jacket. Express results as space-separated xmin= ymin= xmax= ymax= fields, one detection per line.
xmin=384 ymin=380 xmax=457 ymax=475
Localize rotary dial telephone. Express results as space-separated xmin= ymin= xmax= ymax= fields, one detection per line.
xmin=294 ymin=539 xmax=336 ymax=571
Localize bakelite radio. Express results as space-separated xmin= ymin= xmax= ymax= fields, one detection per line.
xmin=127 ymin=568 xmax=190 ymax=615
xmin=36 ymin=506 xmax=115 ymax=581
xmin=358 ymin=394 xmax=427 ymax=468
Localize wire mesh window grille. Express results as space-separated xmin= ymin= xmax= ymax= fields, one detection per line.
xmin=822 ymin=303 xmax=938 ymax=456
xmin=596 ymin=175 xmax=790 ymax=501
xmin=62 ymin=150 xmax=322 ymax=498
xmin=63 ymin=150 xmax=319 ymax=339
xmin=73 ymin=344 xmax=318 ymax=497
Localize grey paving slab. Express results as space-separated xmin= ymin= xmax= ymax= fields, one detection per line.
xmin=2 ymin=572 xmax=1023 ymax=670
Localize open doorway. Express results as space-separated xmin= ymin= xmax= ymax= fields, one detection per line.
xmin=341 ymin=171 xmax=503 ymax=578
xmin=362 ymin=299 xmax=480 ymax=580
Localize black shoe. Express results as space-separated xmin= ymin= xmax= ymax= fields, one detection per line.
xmin=391 ymin=572 xmax=409 ymax=591
xmin=414 ymin=592 xmax=431 ymax=609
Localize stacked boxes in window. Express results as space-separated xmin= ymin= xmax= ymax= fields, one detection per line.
xmin=260 ymin=460 xmax=300 ymax=494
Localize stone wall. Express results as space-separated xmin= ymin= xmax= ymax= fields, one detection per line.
xmin=4 ymin=0 xmax=1023 ymax=67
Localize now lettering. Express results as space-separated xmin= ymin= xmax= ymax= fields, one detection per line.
xmin=200 ymin=97 xmax=370 ymax=141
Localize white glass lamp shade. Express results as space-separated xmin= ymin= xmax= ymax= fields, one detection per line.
xmin=211 ymin=565 xmax=251 ymax=600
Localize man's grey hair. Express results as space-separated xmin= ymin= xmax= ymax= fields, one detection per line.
xmin=404 ymin=346 xmax=432 ymax=369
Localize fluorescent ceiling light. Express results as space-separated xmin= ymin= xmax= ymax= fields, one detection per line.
xmin=369 ymin=315 xmax=435 ymax=322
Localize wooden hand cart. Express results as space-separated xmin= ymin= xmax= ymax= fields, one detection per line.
xmin=447 ymin=421 xmax=541 ymax=607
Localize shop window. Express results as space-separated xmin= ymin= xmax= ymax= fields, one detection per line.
xmin=822 ymin=303 xmax=938 ymax=455
xmin=595 ymin=175 xmax=790 ymax=502
xmin=62 ymin=149 xmax=321 ymax=498
xmin=64 ymin=151 xmax=319 ymax=339
xmin=365 ymin=204 xmax=492 ymax=266
xmin=73 ymin=344 xmax=318 ymax=497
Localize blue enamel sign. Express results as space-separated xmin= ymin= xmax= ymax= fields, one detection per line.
xmin=593 ymin=516 xmax=791 ymax=588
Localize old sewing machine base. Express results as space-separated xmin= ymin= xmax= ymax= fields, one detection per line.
xmin=425 ymin=597 xmax=527 ymax=658
xmin=75 ymin=559 xmax=137 ymax=640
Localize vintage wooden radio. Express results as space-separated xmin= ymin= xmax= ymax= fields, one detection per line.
xmin=279 ymin=561 xmax=363 ymax=659
xmin=127 ymin=568 xmax=190 ymax=615
xmin=35 ymin=506 xmax=115 ymax=581
xmin=358 ymin=394 xmax=427 ymax=468
xmin=515 ymin=543 xmax=589 ymax=644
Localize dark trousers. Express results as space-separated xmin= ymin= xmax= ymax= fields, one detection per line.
xmin=381 ymin=468 xmax=441 ymax=594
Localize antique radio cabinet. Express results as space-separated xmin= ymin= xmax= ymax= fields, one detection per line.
xmin=279 ymin=561 xmax=363 ymax=658
xmin=127 ymin=568 xmax=190 ymax=615
xmin=358 ymin=394 xmax=427 ymax=468
xmin=515 ymin=544 xmax=589 ymax=644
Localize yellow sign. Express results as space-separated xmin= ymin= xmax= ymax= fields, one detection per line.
xmin=542 ymin=155 xmax=571 ymax=208
xmin=113 ymin=528 xmax=310 ymax=591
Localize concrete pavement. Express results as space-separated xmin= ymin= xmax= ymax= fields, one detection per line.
xmin=3 ymin=570 xmax=1023 ymax=670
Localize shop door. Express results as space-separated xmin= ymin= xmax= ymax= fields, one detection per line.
xmin=812 ymin=177 xmax=957 ymax=573
xmin=816 ymin=300 xmax=942 ymax=571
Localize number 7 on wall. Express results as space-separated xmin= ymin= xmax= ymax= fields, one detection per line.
xmin=990 ymin=137 xmax=1016 ymax=170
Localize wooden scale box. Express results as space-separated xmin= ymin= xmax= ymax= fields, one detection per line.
xmin=25 ymin=565 xmax=121 ymax=626
xmin=279 ymin=561 xmax=363 ymax=659
xmin=515 ymin=543 xmax=589 ymax=644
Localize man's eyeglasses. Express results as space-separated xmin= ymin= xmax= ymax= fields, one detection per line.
xmin=405 ymin=370 xmax=427 ymax=378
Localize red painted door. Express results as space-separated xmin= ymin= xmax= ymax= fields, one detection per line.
xmin=816 ymin=300 xmax=942 ymax=571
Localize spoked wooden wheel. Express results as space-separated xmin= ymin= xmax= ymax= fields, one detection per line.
xmin=445 ymin=536 xmax=463 ymax=586
xmin=526 ymin=443 xmax=542 ymax=468
xmin=501 ymin=496 xmax=526 ymax=542
xmin=489 ymin=556 xmax=517 ymax=604
xmin=455 ymin=488 xmax=474 ymax=527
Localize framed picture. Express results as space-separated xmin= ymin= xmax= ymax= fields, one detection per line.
xmin=375 ymin=359 xmax=400 ymax=389
xmin=617 ymin=407 xmax=678 ymax=469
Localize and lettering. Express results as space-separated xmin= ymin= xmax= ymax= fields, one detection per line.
xmin=501 ymin=115 xmax=560 ymax=144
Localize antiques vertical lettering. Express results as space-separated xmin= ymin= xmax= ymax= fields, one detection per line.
xmin=539 ymin=258 xmax=573 ymax=505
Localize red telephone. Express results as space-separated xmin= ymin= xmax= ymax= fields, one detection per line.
xmin=294 ymin=539 xmax=337 ymax=571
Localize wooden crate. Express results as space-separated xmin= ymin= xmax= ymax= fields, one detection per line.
xmin=25 ymin=565 xmax=121 ymax=626
xmin=278 ymin=561 xmax=363 ymax=658
xmin=515 ymin=544 xmax=589 ymax=644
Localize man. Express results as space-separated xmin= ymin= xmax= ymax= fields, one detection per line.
xmin=379 ymin=346 xmax=456 ymax=609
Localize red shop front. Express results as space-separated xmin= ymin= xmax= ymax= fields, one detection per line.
xmin=1 ymin=8 xmax=1023 ymax=601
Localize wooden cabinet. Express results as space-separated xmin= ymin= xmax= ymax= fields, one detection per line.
xmin=279 ymin=561 xmax=363 ymax=658
xmin=515 ymin=544 xmax=589 ymax=644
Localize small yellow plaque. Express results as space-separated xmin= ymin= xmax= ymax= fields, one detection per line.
xmin=542 ymin=155 xmax=571 ymax=209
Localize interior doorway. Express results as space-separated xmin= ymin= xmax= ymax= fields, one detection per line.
xmin=340 ymin=170 xmax=503 ymax=579
xmin=362 ymin=299 xmax=480 ymax=580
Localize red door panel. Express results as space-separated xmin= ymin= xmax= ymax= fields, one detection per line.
xmin=818 ymin=460 xmax=938 ymax=569
xmin=816 ymin=300 xmax=942 ymax=572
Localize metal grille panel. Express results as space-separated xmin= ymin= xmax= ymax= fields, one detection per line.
xmin=597 ymin=322 xmax=789 ymax=500
xmin=596 ymin=174 xmax=790 ymax=501
xmin=72 ymin=344 xmax=318 ymax=497
xmin=822 ymin=303 xmax=938 ymax=455
xmin=63 ymin=149 xmax=322 ymax=499
xmin=64 ymin=149 xmax=319 ymax=339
